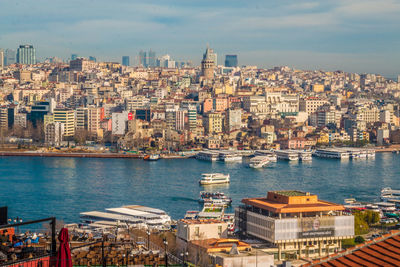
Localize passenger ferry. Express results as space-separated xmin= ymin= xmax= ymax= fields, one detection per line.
xmin=381 ymin=187 xmax=400 ymax=201
xmin=218 ymin=152 xmax=242 ymax=162
xmin=248 ymin=156 xmax=270 ymax=168
xmin=196 ymin=151 xmax=219 ymax=161
xmin=275 ymin=150 xmax=299 ymax=161
xmin=299 ymin=151 xmax=312 ymax=161
xmin=199 ymin=191 xmax=232 ymax=206
xmin=313 ymin=149 xmax=350 ymax=159
xmin=254 ymin=150 xmax=277 ymax=162
xmin=199 ymin=173 xmax=230 ymax=185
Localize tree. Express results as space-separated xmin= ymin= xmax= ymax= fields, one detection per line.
xmin=74 ymin=129 xmax=90 ymax=145
xmin=355 ymin=236 xmax=365 ymax=244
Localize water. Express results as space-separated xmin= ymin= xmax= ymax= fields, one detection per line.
xmin=0 ymin=153 xmax=399 ymax=223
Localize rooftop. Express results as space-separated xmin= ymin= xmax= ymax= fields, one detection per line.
xmin=242 ymin=191 xmax=345 ymax=214
xmin=305 ymin=230 xmax=400 ymax=267
xmin=190 ymin=238 xmax=251 ymax=253
xmin=274 ymin=190 xmax=308 ymax=197
xmin=179 ymin=219 xmax=224 ymax=225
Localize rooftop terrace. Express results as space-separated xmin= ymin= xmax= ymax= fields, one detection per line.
xmin=274 ymin=190 xmax=308 ymax=197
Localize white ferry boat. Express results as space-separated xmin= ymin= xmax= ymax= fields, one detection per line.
xmin=299 ymin=151 xmax=312 ymax=161
xmin=248 ymin=156 xmax=270 ymax=168
xmin=374 ymin=202 xmax=396 ymax=212
xmin=199 ymin=173 xmax=230 ymax=185
xmin=254 ymin=150 xmax=277 ymax=162
xmin=218 ymin=152 xmax=242 ymax=162
xmin=275 ymin=150 xmax=299 ymax=161
xmin=381 ymin=187 xmax=400 ymax=201
xmin=366 ymin=149 xmax=376 ymax=158
xmin=313 ymin=149 xmax=350 ymax=159
xmin=196 ymin=151 xmax=219 ymax=161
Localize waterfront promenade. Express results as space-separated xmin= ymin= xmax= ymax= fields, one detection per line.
xmin=0 ymin=144 xmax=399 ymax=159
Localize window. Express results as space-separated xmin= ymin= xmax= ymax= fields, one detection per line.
xmin=218 ymin=226 xmax=222 ymax=235
xmin=195 ymin=227 xmax=199 ymax=236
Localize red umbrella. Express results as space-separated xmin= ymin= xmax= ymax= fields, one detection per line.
xmin=56 ymin=228 xmax=72 ymax=267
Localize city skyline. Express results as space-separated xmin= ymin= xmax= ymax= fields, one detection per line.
xmin=1 ymin=0 xmax=400 ymax=76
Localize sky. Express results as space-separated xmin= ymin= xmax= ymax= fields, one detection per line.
xmin=1 ymin=0 xmax=400 ymax=77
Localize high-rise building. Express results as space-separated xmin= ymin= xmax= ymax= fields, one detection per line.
xmin=75 ymin=107 xmax=88 ymax=130
xmin=17 ymin=45 xmax=36 ymax=64
xmin=4 ymin=49 xmax=16 ymax=66
xmin=122 ymin=56 xmax=130 ymax=66
xmin=156 ymin=54 xmax=175 ymax=68
xmin=89 ymin=56 xmax=97 ymax=62
xmin=225 ymin=55 xmax=238 ymax=67
xmin=30 ymin=99 xmax=55 ymax=127
xmin=397 ymin=74 xmax=400 ymax=83
xmin=87 ymin=107 xmax=102 ymax=134
xmin=148 ymin=50 xmax=156 ymax=67
xmin=139 ymin=50 xmax=147 ymax=67
xmin=53 ymin=108 xmax=75 ymax=137
xmin=201 ymin=46 xmax=216 ymax=79
xmin=45 ymin=122 xmax=64 ymax=146
xmin=0 ymin=49 xmax=4 ymax=68
xmin=71 ymin=54 xmax=78 ymax=61
xmin=203 ymin=112 xmax=223 ymax=134
xmin=70 ymin=58 xmax=96 ymax=71
xmin=187 ymin=106 xmax=197 ymax=132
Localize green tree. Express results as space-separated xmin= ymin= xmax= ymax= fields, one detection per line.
xmin=354 ymin=211 xmax=369 ymax=235
xmin=355 ymin=236 xmax=365 ymax=244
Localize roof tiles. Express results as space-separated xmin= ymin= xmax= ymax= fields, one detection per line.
xmin=309 ymin=231 xmax=400 ymax=267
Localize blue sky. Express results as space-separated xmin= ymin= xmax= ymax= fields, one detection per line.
xmin=1 ymin=0 xmax=400 ymax=76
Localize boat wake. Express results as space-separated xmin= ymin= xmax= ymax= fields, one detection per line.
xmin=170 ymin=196 xmax=198 ymax=202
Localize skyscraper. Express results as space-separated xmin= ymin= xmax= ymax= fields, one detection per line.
xmin=17 ymin=45 xmax=36 ymax=64
xmin=89 ymin=56 xmax=97 ymax=62
xmin=201 ymin=46 xmax=216 ymax=79
xmin=0 ymin=49 xmax=4 ymax=68
xmin=71 ymin=54 xmax=78 ymax=61
xmin=148 ymin=50 xmax=156 ymax=67
xmin=139 ymin=50 xmax=147 ymax=67
xmin=122 ymin=56 xmax=130 ymax=66
xmin=225 ymin=55 xmax=238 ymax=67
xmin=4 ymin=49 xmax=16 ymax=66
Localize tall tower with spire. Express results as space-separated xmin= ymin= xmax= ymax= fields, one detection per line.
xmin=201 ymin=46 xmax=216 ymax=79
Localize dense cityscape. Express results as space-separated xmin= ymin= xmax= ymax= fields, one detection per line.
xmin=0 ymin=45 xmax=400 ymax=153
xmin=0 ymin=43 xmax=400 ymax=266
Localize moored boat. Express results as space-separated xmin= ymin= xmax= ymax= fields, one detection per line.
xmin=144 ymin=154 xmax=160 ymax=161
xmin=199 ymin=191 xmax=232 ymax=206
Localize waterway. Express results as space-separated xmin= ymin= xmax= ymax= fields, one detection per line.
xmin=0 ymin=153 xmax=399 ymax=224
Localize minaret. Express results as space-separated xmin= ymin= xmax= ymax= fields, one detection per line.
xmin=201 ymin=46 xmax=215 ymax=80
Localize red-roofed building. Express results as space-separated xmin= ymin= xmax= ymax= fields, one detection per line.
xmin=304 ymin=231 xmax=400 ymax=267
xmin=236 ymin=191 xmax=354 ymax=261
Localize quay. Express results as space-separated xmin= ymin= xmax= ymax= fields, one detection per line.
xmin=0 ymin=151 xmax=142 ymax=158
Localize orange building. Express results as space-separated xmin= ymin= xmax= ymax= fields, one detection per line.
xmin=236 ymin=191 xmax=354 ymax=260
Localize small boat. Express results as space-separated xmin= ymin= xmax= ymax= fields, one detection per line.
xmin=248 ymin=156 xmax=270 ymax=168
xmin=144 ymin=154 xmax=160 ymax=161
xmin=199 ymin=173 xmax=230 ymax=185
